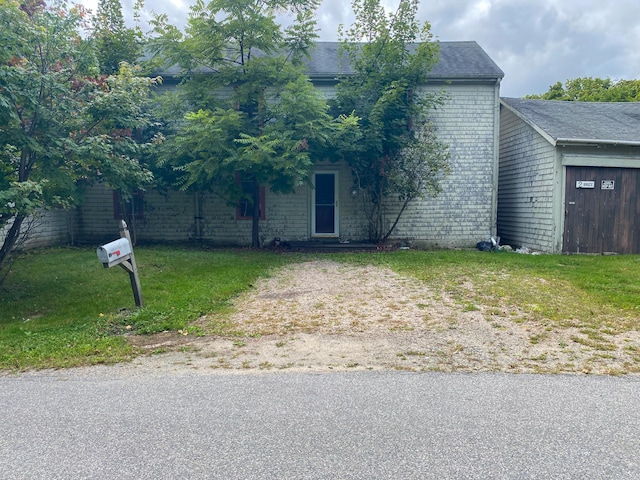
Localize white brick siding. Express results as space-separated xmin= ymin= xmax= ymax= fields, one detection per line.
xmin=76 ymin=183 xmax=122 ymax=244
xmin=75 ymin=81 xmax=501 ymax=248
xmin=0 ymin=208 xmax=75 ymax=250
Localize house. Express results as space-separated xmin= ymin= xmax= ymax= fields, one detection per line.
xmin=498 ymin=98 xmax=640 ymax=254
xmin=75 ymin=41 xmax=504 ymax=248
xmin=0 ymin=209 xmax=75 ymax=250
xmin=4 ymin=41 xmax=504 ymax=249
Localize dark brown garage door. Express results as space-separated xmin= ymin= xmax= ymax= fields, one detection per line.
xmin=564 ymin=166 xmax=640 ymax=254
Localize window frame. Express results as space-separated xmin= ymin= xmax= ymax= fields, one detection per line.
xmin=113 ymin=189 xmax=144 ymax=220
xmin=236 ymin=174 xmax=265 ymax=220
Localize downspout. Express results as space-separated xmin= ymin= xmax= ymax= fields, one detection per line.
xmin=491 ymin=78 xmax=501 ymax=239
xmin=194 ymin=193 xmax=202 ymax=241
xmin=67 ymin=208 xmax=76 ymax=246
xmin=553 ymin=149 xmax=565 ymax=254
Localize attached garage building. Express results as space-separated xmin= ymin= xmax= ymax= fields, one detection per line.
xmin=498 ymin=98 xmax=640 ymax=254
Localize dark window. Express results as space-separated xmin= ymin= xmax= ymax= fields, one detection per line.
xmin=113 ymin=190 xmax=144 ymax=220
xmin=236 ymin=175 xmax=265 ymax=220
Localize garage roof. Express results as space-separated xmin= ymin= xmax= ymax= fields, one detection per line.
xmin=501 ymin=97 xmax=640 ymax=147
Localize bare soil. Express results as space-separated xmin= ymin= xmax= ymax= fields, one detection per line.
xmin=125 ymin=260 xmax=640 ymax=376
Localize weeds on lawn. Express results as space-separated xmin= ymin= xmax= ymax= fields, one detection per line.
xmin=342 ymin=250 xmax=640 ymax=334
xmin=1 ymin=246 xmax=639 ymax=371
xmin=0 ymin=246 xmax=296 ymax=370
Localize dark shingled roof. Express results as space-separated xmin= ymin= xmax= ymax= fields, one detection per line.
xmin=305 ymin=41 xmax=504 ymax=80
xmin=501 ymin=97 xmax=640 ymax=146
xmin=157 ymin=41 xmax=503 ymax=82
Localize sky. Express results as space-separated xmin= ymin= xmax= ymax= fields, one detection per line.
xmin=81 ymin=0 xmax=640 ymax=98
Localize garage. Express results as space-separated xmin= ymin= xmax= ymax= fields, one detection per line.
xmin=564 ymin=166 xmax=640 ymax=253
xmin=499 ymin=98 xmax=640 ymax=254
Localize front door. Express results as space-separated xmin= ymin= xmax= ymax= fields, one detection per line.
xmin=312 ymin=172 xmax=339 ymax=237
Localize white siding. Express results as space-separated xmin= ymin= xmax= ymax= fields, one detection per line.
xmin=0 ymin=208 xmax=74 ymax=250
xmin=77 ymin=81 xmax=501 ymax=248
xmin=76 ymin=184 xmax=121 ymax=244
xmin=497 ymin=107 xmax=558 ymax=252
xmin=138 ymin=189 xmax=197 ymax=241
xmin=76 ymin=161 xmax=368 ymax=246
xmin=562 ymin=146 xmax=640 ymax=165
xmin=383 ymin=83 xmax=500 ymax=247
xmin=78 ymin=184 xmax=224 ymax=245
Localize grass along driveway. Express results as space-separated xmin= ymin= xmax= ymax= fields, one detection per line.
xmin=132 ymin=257 xmax=640 ymax=375
xmin=1 ymin=248 xmax=639 ymax=374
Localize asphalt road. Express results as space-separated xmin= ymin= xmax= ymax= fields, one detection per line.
xmin=1 ymin=370 xmax=639 ymax=479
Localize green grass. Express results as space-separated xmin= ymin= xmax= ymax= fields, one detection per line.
xmin=1 ymin=246 xmax=639 ymax=371
xmin=340 ymin=250 xmax=640 ymax=331
xmin=0 ymin=246 xmax=297 ymax=370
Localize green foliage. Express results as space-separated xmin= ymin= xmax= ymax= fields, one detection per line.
xmin=92 ymin=0 xmax=143 ymax=75
xmin=0 ymin=1 xmax=158 ymax=273
xmin=0 ymin=179 xmax=46 ymax=220
xmin=527 ymin=77 xmax=640 ymax=102
xmin=165 ymin=108 xmax=244 ymax=191
xmin=333 ymin=0 xmax=450 ymax=243
xmin=150 ymin=0 xmax=328 ymax=247
xmin=386 ymin=122 xmax=451 ymax=201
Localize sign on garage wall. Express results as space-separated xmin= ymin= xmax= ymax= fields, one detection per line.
xmin=601 ymin=180 xmax=615 ymax=190
xmin=575 ymin=180 xmax=595 ymax=188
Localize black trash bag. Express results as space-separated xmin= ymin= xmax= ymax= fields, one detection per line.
xmin=476 ymin=241 xmax=494 ymax=251
xmin=476 ymin=237 xmax=499 ymax=252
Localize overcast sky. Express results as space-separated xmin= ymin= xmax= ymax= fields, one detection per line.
xmin=82 ymin=0 xmax=640 ymax=98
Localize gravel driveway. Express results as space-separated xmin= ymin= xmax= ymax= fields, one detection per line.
xmin=125 ymin=260 xmax=640 ymax=376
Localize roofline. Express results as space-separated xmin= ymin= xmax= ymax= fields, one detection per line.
xmin=501 ymin=98 xmax=640 ymax=148
xmin=310 ymin=74 xmax=503 ymax=82
xmin=428 ymin=75 xmax=503 ymax=81
xmin=154 ymin=40 xmax=504 ymax=81
xmin=500 ymin=98 xmax=557 ymax=146
xmin=159 ymin=71 xmax=505 ymax=82
xmin=556 ymin=138 xmax=640 ymax=147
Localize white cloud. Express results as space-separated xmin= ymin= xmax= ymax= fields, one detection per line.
xmin=454 ymin=0 xmax=491 ymax=28
xmin=75 ymin=0 xmax=639 ymax=97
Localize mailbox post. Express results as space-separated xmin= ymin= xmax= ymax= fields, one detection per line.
xmin=97 ymin=220 xmax=144 ymax=307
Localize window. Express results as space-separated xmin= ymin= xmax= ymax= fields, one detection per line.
xmin=113 ymin=190 xmax=144 ymax=220
xmin=236 ymin=174 xmax=265 ymax=220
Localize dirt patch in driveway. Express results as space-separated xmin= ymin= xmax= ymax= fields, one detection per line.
xmin=126 ymin=260 xmax=640 ymax=375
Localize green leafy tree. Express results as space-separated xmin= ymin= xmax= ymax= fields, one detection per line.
xmin=150 ymin=0 xmax=351 ymax=247
xmin=0 ymin=0 xmax=158 ymax=279
xmin=332 ymin=0 xmax=450 ymax=243
xmin=92 ymin=0 xmax=143 ymax=75
xmin=527 ymin=77 xmax=640 ymax=102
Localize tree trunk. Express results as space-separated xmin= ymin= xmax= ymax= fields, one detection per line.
xmin=381 ymin=197 xmax=412 ymax=244
xmin=251 ymin=178 xmax=260 ymax=248
xmin=127 ymin=199 xmax=137 ymax=246
xmin=371 ymin=181 xmax=385 ymax=243
xmin=0 ymin=215 xmax=26 ymax=278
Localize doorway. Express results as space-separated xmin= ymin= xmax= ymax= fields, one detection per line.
xmin=312 ymin=172 xmax=339 ymax=237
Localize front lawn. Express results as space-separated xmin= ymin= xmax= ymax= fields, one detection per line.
xmin=0 ymin=246 xmax=297 ymax=370
xmin=1 ymin=246 xmax=639 ymax=371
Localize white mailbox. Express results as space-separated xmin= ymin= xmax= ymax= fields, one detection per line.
xmin=97 ymin=238 xmax=132 ymax=267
